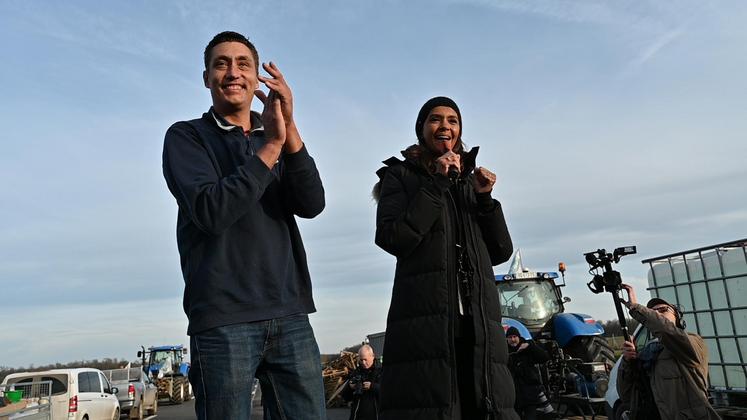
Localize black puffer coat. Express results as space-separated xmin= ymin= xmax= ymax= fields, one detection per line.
xmin=341 ymin=361 xmax=383 ymax=420
xmin=375 ymin=150 xmax=518 ymax=420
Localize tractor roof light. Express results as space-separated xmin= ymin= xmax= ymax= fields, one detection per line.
xmin=496 ymin=272 xmax=559 ymax=281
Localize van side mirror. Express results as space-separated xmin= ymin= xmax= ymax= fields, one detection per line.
xmin=111 ymin=387 xmax=119 ymax=395
xmin=137 ymin=351 xmax=142 ymax=358
xmin=182 ymin=348 xmax=188 ymax=355
xmin=563 ymin=297 xmax=571 ymax=303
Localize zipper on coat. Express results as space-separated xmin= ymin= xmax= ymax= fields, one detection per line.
xmin=444 ymin=187 xmax=460 ymax=411
xmin=450 ymin=181 xmax=498 ymax=418
xmin=457 ymin=182 xmax=496 ymax=418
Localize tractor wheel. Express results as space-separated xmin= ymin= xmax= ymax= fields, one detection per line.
xmin=147 ymin=398 xmax=158 ymax=415
xmin=564 ymin=335 xmax=615 ymax=366
xmin=170 ymin=378 xmax=185 ymax=404
xmin=129 ymin=400 xmax=143 ymax=420
xmin=184 ymin=380 xmax=193 ymax=401
xmin=562 ymin=336 xmax=615 ymax=415
xmin=613 ymin=401 xmax=631 ymax=420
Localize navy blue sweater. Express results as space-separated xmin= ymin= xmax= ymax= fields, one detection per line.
xmin=162 ymin=109 xmax=325 ymax=335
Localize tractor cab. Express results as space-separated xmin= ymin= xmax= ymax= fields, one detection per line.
xmin=496 ymin=271 xmax=567 ymax=333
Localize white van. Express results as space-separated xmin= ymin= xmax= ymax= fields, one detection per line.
xmin=2 ymin=368 xmax=120 ymax=420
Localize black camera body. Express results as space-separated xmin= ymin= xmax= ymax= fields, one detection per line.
xmin=584 ymin=246 xmax=636 ymax=294
xmin=353 ymin=381 xmax=364 ymax=396
xmin=583 ymin=246 xmax=637 ymax=341
xmin=349 ymin=370 xmax=369 ymax=397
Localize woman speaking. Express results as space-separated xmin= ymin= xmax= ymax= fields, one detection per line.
xmin=374 ymin=96 xmax=518 ymax=420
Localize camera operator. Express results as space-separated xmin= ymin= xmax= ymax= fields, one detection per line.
xmin=617 ymin=283 xmax=720 ymax=419
xmin=342 ymin=345 xmax=382 ymax=420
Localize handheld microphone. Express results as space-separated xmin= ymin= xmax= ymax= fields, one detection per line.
xmin=445 ymin=146 xmax=459 ymax=182
xmin=448 ymin=166 xmax=459 ymax=182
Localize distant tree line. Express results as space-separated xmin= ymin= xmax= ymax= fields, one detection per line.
xmin=318 ymin=322 xmax=639 ymax=366
xmin=600 ymin=318 xmax=639 ymax=338
xmin=1 ymin=358 xmax=141 ymax=383
xmin=236 ymin=322 xmax=640 ymax=368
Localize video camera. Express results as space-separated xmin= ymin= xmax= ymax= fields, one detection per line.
xmin=584 ymin=246 xmax=636 ymax=294
xmin=349 ymin=371 xmax=368 ymax=396
xmin=583 ymin=246 xmax=637 ymax=341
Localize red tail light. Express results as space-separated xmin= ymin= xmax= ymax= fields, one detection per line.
xmin=128 ymin=384 xmax=135 ymax=399
xmin=68 ymin=395 xmax=78 ymax=413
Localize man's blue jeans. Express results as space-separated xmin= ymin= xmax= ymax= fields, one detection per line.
xmin=189 ymin=314 xmax=327 ymax=419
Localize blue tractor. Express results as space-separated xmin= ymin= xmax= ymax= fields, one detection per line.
xmin=496 ymin=264 xmax=614 ymax=401
xmin=138 ymin=345 xmax=192 ymax=404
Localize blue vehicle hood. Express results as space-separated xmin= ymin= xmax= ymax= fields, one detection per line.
xmin=553 ymin=313 xmax=604 ymax=347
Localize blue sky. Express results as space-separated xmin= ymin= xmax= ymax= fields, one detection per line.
xmin=1 ymin=0 xmax=745 ymax=368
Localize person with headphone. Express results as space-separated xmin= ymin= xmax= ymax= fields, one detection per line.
xmin=617 ymin=284 xmax=720 ymax=419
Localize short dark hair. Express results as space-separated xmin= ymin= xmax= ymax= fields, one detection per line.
xmin=204 ymin=31 xmax=259 ymax=73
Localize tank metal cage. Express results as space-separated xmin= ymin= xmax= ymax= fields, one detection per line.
xmin=643 ymin=238 xmax=747 ymax=400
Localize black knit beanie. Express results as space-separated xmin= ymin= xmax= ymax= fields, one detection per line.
xmin=415 ymin=96 xmax=462 ymax=143
xmin=505 ymin=326 xmax=521 ymax=338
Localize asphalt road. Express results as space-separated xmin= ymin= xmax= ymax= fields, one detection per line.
xmin=149 ymin=399 xmax=350 ymax=420
xmin=147 ymin=400 xmax=606 ymax=420
xmin=148 ymin=387 xmax=608 ymax=420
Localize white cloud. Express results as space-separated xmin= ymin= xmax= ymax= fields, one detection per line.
xmin=447 ymin=0 xmax=662 ymax=27
xmin=675 ymin=209 xmax=747 ymax=229
xmin=4 ymin=3 xmax=181 ymax=62
xmin=446 ymin=0 xmax=712 ymax=74
xmin=623 ymin=26 xmax=684 ymax=74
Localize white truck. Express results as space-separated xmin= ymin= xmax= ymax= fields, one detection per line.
xmin=102 ymin=368 xmax=157 ymax=420
xmin=605 ymin=238 xmax=747 ymax=419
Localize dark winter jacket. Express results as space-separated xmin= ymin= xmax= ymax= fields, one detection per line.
xmin=162 ymin=108 xmax=325 ymax=335
xmin=617 ymin=304 xmax=720 ymax=420
xmin=507 ymin=339 xmax=549 ymax=408
xmin=374 ymin=148 xmax=518 ymax=420
xmin=342 ymin=361 xmax=383 ymax=420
